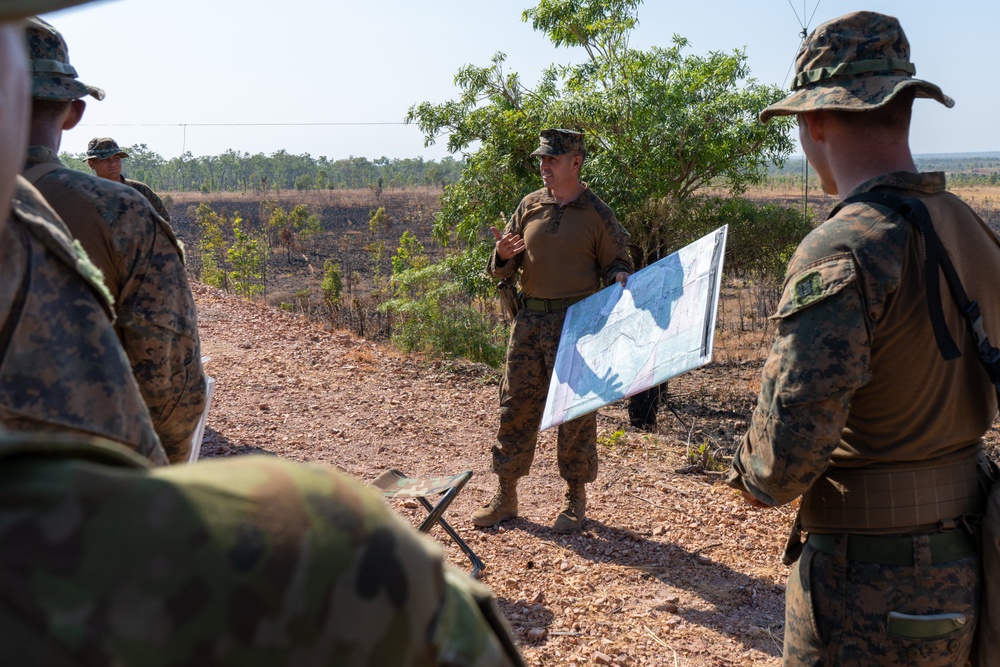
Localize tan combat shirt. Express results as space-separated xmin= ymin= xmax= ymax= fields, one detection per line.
xmin=730 ymin=172 xmax=1000 ymax=522
xmin=487 ymin=185 xmax=632 ymax=299
xmin=0 ymin=177 xmax=167 ymax=465
xmin=25 ymin=146 xmax=205 ymax=463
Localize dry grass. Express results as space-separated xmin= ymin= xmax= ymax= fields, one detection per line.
xmin=168 ymin=185 xmax=444 ymax=211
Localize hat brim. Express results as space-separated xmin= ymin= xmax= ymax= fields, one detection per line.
xmin=33 ymin=76 xmax=104 ymax=101
xmin=759 ymin=77 xmax=954 ymax=123
xmin=2 ymin=0 xmax=100 ymax=21
xmin=530 ymin=146 xmax=565 ymax=157
xmin=86 ymin=150 xmax=127 ymax=160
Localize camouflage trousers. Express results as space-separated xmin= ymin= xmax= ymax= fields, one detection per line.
xmin=784 ymin=533 xmax=980 ymax=666
xmin=493 ymin=309 xmax=597 ymax=483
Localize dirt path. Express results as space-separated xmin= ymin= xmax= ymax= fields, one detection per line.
xmin=194 ymin=282 xmax=798 ymax=665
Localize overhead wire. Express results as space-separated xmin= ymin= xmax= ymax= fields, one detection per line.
xmin=77 ymin=121 xmax=409 ymax=155
xmin=784 ymin=0 xmax=822 ymax=224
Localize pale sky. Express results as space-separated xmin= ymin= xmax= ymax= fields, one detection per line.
xmin=45 ymin=0 xmax=998 ymax=162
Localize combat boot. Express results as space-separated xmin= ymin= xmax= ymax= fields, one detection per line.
xmin=552 ymin=481 xmax=586 ymax=533
xmin=471 ymin=476 xmax=518 ymax=527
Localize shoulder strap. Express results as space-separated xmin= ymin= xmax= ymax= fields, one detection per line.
xmin=832 ymin=191 xmax=1000 ymax=401
xmin=22 ymin=162 xmax=62 ymax=186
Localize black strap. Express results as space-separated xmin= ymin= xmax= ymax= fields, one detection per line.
xmin=0 ymin=226 xmax=31 ymax=359
xmin=831 ymin=191 xmax=1000 ymax=401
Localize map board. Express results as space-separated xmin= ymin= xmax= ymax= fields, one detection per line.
xmin=540 ymin=225 xmax=728 ymax=431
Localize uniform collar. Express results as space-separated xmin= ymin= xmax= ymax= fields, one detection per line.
xmin=540 ymin=181 xmax=590 ymax=208
xmin=847 ymin=171 xmax=947 ymax=199
xmin=24 ymin=145 xmax=62 ymax=168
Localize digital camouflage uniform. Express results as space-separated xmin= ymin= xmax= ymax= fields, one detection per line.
xmin=0 ymin=2 xmax=524 ymax=666
xmin=488 ymin=178 xmax=632 ymax=485
xmin=121 ymin=173 xmax=172 ymax=222
xmin=25 ymin=19 xmax=205 ymax=463
xmin=1 ymin=177 xmax=167 ymax=466
xmin=86 ymin=137 xmax=172 ymax=223
xmin=727 ymin=12 xmax=1000 ymax=667
xmin=0 ymin=430 xmax=524 ymax=667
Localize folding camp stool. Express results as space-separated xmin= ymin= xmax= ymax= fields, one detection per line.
xmin=188 ymin=356 xmax=217 ymax=464
xmin=370 ymin=469 xmax=485 ymax=578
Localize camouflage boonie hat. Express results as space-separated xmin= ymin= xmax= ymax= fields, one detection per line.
xmin=86 ymin=137 xmax=128 ymax=160
xmin=759 ymin=11 xmax=953 ymax=123
xmin=530 ymin=129 xmax=585 ymax=157
xmin=26 ymin=16 xmax=105 ymax=101
xmin=1 ymin=0 xmax=97 ymax=20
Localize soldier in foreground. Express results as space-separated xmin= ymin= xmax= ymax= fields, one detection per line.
xmin=87 ymin=136 xmax=172 ymax=221
xmin=727 ymin=11 xmax=1000 ymax=666
xmin=23 ymin=16 xmax=204 ymax=463
xmin=0 ymin=4 xmax=523 ymax=665
xmin=0 ymin=15 xmax=166 ymax=465
xmin=473 ymin=129 xmax=632 ymax=533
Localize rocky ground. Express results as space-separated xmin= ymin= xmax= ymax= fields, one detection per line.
xmin=193 ymin=281 xmax=998 ymax=667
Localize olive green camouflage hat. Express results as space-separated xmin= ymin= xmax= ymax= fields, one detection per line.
xmin=530 ymin=128 xmax=586 ymax=157
xmin=1 ymin=0 xmax=98 ymax=20
xmin=86 ymin=137 xmax=128 ymax=160
xmin=26 ymin=16 xmax=105 ymax=101
xmin=759 ymin=11 xmax=953 ymax=123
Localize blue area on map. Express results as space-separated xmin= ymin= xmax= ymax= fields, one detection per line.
xmin=541 ymin=226 xmax=727 ymax=430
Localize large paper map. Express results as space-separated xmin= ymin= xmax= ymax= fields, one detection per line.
xmin=540 ymin=226 xmax=728 ymax=431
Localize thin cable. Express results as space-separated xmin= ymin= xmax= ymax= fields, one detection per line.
xmin=805 ymin=0 xmax=822 ymax=31
xmin=785 ymin=0 xmax=823 ymax=225
xmin=786 ymin=0 xmax=805 ymax=30
xmin=79 ymin=121 xmax=408 ymax=127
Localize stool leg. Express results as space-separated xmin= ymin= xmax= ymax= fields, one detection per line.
xmin=418 ymin=496 xmax=486 ymax=578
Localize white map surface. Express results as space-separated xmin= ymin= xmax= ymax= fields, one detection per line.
xmin=540 ymin=225 xmax=728 ymax=431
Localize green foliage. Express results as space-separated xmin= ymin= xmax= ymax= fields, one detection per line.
xmin=631 ymin=194 xmax=812 ymax=283
xmin=391 ymin=230 xmax=429 ymax=276
xmin=196 ymin=202 xmax=229 ymax=289
xmin=688 ymin=441 xmax=727 ymax=472
xmin=706 ymin=197 xmax=813 ymax=282
xmin=294 ymin=288 xmax=312 ymax=311
xmin=366 ymin=239 xmax=387 ymax=293
xmin=59 ymin=146 xmax=467 ymax=193
xmin=227 ymin=213 xmax=268 ymax=298
xmin=199 ymin=251 xmax=227 ymax=290
xmin=321 ymin=259 xmax=343 ymax=307
xmin=261 ymin=201 xmax=323 ymax=259
xmin=262 ymin=199 xmax=287 ymax=249
xmin=380 ymin=261 xmax=507 ymax=366
xmin=368 ymin=207 xmax=391 ymax=236
xmin=597 ymin=428 xmax=627 ymax=449
xmin=407 ymin=0 xmax=795 ymax=299
xmin=289 ymin=204 xmax=323 ymax=251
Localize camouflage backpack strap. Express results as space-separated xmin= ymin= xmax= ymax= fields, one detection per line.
xmin=833 ymin=191 xmax=1000 ymax=403
xmin=10 ymin=177 xmax=114 ymax=318
xmin=0 ymin=235 xmax=31 ymax=355
xmin=22 ymin=161 xmax=63 ymax=186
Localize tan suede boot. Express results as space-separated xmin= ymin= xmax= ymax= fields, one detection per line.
xmin=470 ymin=476 xmax=518 ymax=527
xmin=552 ymin=481 xmax=586 ymax=534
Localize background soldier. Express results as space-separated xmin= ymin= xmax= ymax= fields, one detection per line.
xmin=24 ymin=17 xmax=205 ymax=463
xmin=0 ymin=4 xmax=524 ymax=665
xmin=87 ymin=136 xmax=172 ymax=222
xmin=727 ymin=12 xmax=1000 ymax=666
xmin=473 ymin=128 xmax=632 ymax=534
